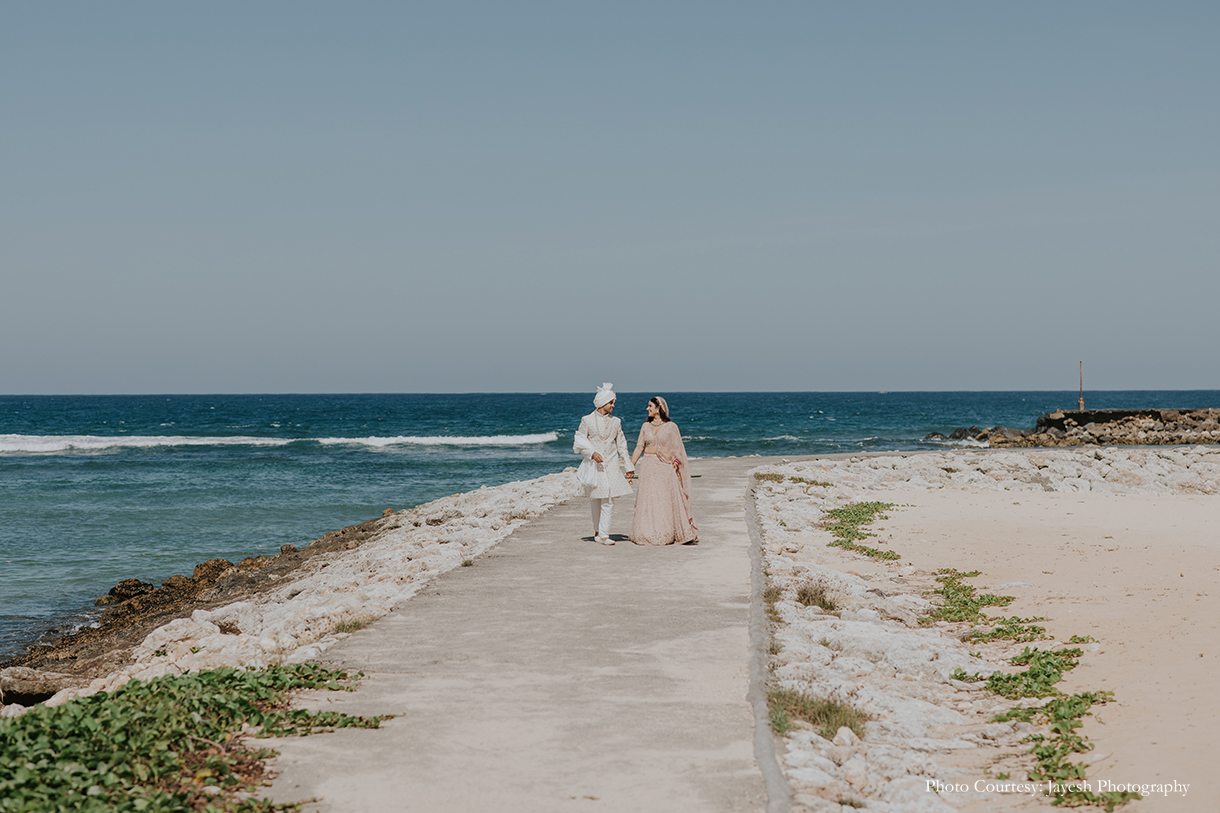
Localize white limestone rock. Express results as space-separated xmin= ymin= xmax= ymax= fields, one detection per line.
xmin=874 ymin=776 xmax=959 ymax=813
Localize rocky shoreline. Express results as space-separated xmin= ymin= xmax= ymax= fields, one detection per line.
xmin=928 ymin=408 xmax=1220 ymax=448
xmin=0 ymin=512 xmax=396 ymax=705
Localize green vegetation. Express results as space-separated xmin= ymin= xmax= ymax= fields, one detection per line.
xmin=766 ymin=688 xmax=871 ymax=741
xmin=752 ymin=472 xmax=831 ymax=487
xmin=991 ymin=673 xmax=1138 ymax=809
xmin=0 ymin=664 xmax=386 ymax=813
xmin=952 ymin=646 xmax=1084 ymax=699
xmin=921 ymin=568 xmax=1048 ymax=642
xmin=332 ymin=616 xmax=375 ymax=634
xmin=967 ymin=616 xmax=1049 ymax=644
xmin=933 ymin=571 xmax=1138 ymax=810
xmin=762 ymin=584 xmax=783 ymax=624
xmin=921 ymin=569 xmax=1014 ymax=622
xmin=768 ymin=702 xmax=794 ymax=737
xmin=821 ymin=501 xmax=899 ymax=560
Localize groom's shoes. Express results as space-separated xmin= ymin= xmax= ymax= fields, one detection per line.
xmin=594 ymin=534 xmax=615 ymax=545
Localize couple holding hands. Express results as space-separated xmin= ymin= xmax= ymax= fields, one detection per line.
xmin=573 ymin=383 xmax=698 ymax=546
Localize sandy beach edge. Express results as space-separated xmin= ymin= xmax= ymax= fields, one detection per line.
xmin=751 ymin=446 xmax=1220 ymax=813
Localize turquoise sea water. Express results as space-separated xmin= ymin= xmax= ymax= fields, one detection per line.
xmin=2 ymin=390 xmax=1217 ymax=660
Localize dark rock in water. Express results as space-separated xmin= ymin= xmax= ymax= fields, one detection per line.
xmin=109 ymin=578 xmax=155 ymax=601
xmin=192 ymin=558 xmax=234 ymax=582
xmin=934 ymin=425 xmax=1027 ymax=443
xmin=280 ymin=544 xmax=298 ymax=555
xmin=161 ymin=574 xmax=192 ymax=591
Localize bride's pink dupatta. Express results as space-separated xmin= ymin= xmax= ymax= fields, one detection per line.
xmin=653 ymin=421 xmax=698 ymax=537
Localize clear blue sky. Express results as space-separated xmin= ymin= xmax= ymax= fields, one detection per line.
xmin=4 ymin=2 xmax=1218 ymax=393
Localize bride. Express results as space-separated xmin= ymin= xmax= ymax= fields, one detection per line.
xmin=629 ymin=396 xmax=698 ymax=546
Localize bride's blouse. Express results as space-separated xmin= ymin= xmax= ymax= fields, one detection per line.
xmin=634 ymin=420 xmax=686 ymax=463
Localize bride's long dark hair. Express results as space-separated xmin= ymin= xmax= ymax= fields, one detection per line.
xmin=650 ymin=396 xmax=671 ymax=422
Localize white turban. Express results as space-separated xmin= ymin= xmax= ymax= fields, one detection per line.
xmin=593 ymin=383 xmax=616 ymax=409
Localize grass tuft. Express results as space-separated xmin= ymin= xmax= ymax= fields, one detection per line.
xmin=753 ymin=472 xmax=832 ymax=487
xmin=795 ymin=580 xmax=837 ymax=613
xmin=762 ymin=584 xmax=783 ymax=623
xmin=766 ymin=688 xmax=871 ymax=741
xmin=791 ymin=476 xmax=833 ymax=487
xmin=332 ymin=616 xmax=376 ymax=634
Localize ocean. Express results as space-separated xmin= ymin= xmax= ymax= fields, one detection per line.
xmin=3 ymin=390 xmax=1217 ymax=661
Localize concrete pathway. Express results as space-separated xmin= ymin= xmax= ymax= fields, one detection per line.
xmin=265 ymin=457 xmax=773 ymax=812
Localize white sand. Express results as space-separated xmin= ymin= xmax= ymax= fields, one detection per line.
xmin=753 ymin=447 xmax=1220 ymax=812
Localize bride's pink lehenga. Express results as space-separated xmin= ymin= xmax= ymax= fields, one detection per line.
xmin=630 ymin=421 xmax=698 ymax=546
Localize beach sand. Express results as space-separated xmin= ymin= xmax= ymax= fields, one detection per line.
xmin=755 ymin=447 xmax=1220 ymax=812
xmin=867 ymin=488 xmax=1218 ymax=811
xmin=839 ymin=483 xmax=1220 ymax=805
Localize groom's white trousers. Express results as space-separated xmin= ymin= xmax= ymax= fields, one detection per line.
xmin=590 ymin=497 xmax=614 ymax=537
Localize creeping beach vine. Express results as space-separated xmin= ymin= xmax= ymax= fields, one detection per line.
xmin=935 ymin=571 xmax=1140 ymax=811
xmin=821 ymin=501 xmax=899 ymax=560
xmin=922 ymin=568 xmax=1049 ymax=642
xmin=0 ymin=663 xmax=386 ymax=813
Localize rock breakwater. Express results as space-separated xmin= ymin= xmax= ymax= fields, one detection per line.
xmin=928 ymin=408 xmax=1220 ymax=448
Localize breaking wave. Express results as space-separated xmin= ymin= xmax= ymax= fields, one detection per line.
xmin=0 ymin=435 xmax=294 ymax=453
xmin=0 ymin=432 xmax=560 ymax=454
xmin=317 ymin=433 xmax=559 ymax=447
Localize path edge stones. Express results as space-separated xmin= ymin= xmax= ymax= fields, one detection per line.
xmin=745 ymin=481 xmax=792 ymax=813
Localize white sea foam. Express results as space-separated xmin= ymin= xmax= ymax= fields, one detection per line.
xmin=0 ymin=432 xmax=561 ymax=453
xmin=317 ymin=432 xmax=559 ymax=447
xmin=0 ymin=435 xmax=294 ymax=453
